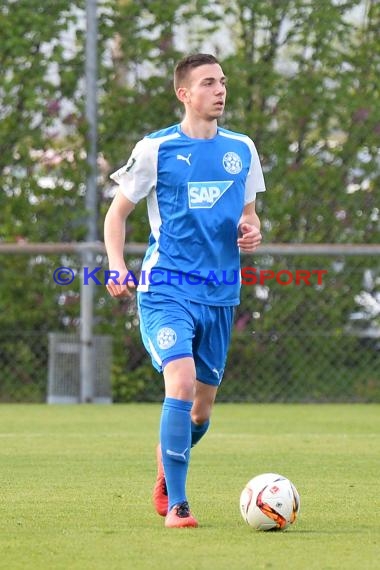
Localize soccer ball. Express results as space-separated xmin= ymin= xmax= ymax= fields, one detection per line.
xmin=240 ymin=473 xmax=300 ymax=531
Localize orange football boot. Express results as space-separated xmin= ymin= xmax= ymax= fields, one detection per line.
xmin=165 ymin=501 xmax=198 ymax=528
xmin=153 ymin=444 xmax=168 ymax=516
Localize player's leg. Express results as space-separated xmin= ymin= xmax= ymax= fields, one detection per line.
xmin=191 ymin=380 xmax=217 ymax=447
xmin=190 ymin=303 xmax=235 ymax=447
xmin=137 ymin=292 xmax=198 ymax=526
xmin=161 ymin=356 xmax=195 ymax=511
xmin=161 ymin=356 xmax=198 ymax=527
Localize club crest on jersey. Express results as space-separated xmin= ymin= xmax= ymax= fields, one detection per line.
xmin=188 ymin=181 xmax=233 ymax=209
xmin=223 ymin=152 xmax=242 ymax=174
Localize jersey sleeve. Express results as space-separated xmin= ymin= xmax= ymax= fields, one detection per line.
xmin=109 ymin=138 xmax=157 ymax=204
xmin=244 ymin=139 xmax=266 ymax=204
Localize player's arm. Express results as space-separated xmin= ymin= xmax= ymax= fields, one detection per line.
xmin=237 ymin=201 xmax=262 ymax=253
xmin=104 ymin=189 xmax=136 ymax=297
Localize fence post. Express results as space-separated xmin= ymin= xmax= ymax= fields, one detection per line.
xmin=80 ymin=0 xmax=98 ymax=402
xmin=80 ymin=249 xmax=95 ymax=402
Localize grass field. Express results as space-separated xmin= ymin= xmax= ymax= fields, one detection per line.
xmin=0 ymin=404 xmax=379 ymax=570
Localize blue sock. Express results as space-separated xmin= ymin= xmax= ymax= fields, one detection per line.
xmin=160 ymin=397 xmax=192 ymax=511
xmin=191 ymin=419 xmax=210 ymax=447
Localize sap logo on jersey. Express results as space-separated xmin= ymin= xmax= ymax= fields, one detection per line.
xmin=188 ymin=181 xmax=233 ymax=209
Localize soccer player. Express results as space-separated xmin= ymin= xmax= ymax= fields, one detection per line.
xmin=104 ymin=53 xmax=266 ymax=528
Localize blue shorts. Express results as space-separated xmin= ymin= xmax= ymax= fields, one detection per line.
xmin=137 ymin=291 xmax=234 ymax=386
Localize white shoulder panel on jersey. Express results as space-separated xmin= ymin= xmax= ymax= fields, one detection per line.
xmin=110 ymin=132 xmax=180 ymax=204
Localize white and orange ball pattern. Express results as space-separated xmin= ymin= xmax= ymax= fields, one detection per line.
xmin=240 ymin=473 xmax=300 ymax=531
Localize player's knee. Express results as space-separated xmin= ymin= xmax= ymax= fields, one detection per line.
xmin=164 ymin=357 xmax=196 ymax=400
xmin=191 ymin=410 xmax=211 ymax=425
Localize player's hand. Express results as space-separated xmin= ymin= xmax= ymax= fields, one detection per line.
xmin=105 ymin=266 xmax=137 ymax=298
xmin=237 ymin=223 xmax=262 ymax=253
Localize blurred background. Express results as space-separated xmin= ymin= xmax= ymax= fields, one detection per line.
xmin=0 ymin=0 xmax=379 ymax=403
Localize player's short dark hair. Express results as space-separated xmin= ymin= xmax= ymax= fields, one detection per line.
xmin=174 ymin=53 xmax=220 ymax=90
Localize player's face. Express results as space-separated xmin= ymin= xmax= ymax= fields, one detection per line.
xmin=183 ymin=64 xmax=227 ymax=120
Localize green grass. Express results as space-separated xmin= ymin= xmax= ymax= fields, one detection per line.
xmin=0 ymin=404 xmax=379 ymax=570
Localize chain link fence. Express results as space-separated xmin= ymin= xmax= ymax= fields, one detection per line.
xmin=0 ymin=244 xmax=379 ymax=403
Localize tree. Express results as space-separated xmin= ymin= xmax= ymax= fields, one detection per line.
xmin=219 ymin=0 xmax=379 ymax=243
xmin=0 ymin=0 xmax=88 ymax=242
xmin=1 ymin=0 xmax=378 ymax=401
xmin=0 ymin=1 xmax=115 ymax=400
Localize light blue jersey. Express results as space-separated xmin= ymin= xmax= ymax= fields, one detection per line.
xmin=111 ymin=124 xmax=266 ymax=306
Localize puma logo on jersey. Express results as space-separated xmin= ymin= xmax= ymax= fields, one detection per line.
xmin=177 ymin=153 xmax=191 ymax=166
xmin=188 ymin=181 xmax=233 ymax=209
